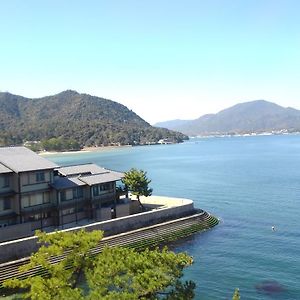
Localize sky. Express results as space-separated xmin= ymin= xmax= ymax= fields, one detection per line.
xmin=1 ymin=0 xmax=300 ymax=124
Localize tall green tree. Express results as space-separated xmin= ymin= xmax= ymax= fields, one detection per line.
xmin=87 ymin=246 xmax=194 ymax=299
xmin=4 ymin=229 xmax=102 ymax=300
xmin=3 ymin=229 xmax=194 ymax=300
xmin=122 ymin=168 xmax=153 ymax=209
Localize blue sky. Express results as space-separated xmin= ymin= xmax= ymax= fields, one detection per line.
xmin=1 ymin=0 xmax=300 ymax=123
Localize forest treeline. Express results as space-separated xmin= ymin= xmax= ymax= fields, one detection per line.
xmin=0 ymin=90 xmax=188 ymax=150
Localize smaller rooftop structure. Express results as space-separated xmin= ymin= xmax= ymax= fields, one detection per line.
xmin=56 ymin=163 xmax=107 ymax=177
xmin=53 ymin=164 xmax=124 ymax=189
xmin=51 ymin=176 xmax=86 ymax=190
xmin=80 ymin=171 xmax=124 ymax=186
xmin=0 ymin=147 xmax=58 ymax=173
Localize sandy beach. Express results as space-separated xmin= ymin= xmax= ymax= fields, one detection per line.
xmin=39 ymin=145 xmax=132 ymax=156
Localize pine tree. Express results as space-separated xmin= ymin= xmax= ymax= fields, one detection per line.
xmin=4 ymin=229 xmax=194 ymax=300
xmin=122 ymin=168 xmax=153 ymax=209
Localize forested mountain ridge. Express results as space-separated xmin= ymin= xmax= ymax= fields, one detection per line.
xmin=155 ymin=100 xmax=300 ymax=136
xmin=154 ymin=119 xmax=191 ymax=130
xmin=0 ymin=90 xmax=187 ymax=148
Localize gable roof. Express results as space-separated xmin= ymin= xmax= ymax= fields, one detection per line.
xmin=57 ymin=163 xmax=107 ymax=177
xmin=79 ymin=171 xmax=124 ymax=186
xmin=0 ymin=163 xmax=13 ymax=174
xmin=0 ymin=147 xmax=58 ymax=173
xmin=51 ymin=176 xmax=86 ymax=190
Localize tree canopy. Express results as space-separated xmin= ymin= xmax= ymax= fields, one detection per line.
xmin=0 ymin=91 xmax=188 ymax=148
xmin=122 ymin=168 xmax=153 ymax=205
xmin=3 ymin=229 xmax=194 ymax=300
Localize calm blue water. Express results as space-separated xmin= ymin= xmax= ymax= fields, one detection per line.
xmin=48 ymin=135 xmax=300 ymax=300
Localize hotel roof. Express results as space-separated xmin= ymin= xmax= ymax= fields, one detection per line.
xmin=79 ymin=171 xmax=124 ymax=186
xmin=57 ymin=164 xmax=107 ymax=176
xmin=0 ymin=147 xmax=58 ymax=173
xmin=51 ymin=176 xmax=86 ymax=190
xmin=0 ymin=163 xmax=13 ymax=174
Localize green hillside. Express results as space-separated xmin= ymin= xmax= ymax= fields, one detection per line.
xmin=156 ymin=100 xmax=300 ymax=136
xmin=0 ymin=90 xmax=187 ymax=149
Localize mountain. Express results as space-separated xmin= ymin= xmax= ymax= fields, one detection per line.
xmin=0 ymin=90 xmax=187 ymax=148
xmin=154 ymin=119 xmax=191 ymax=130
xmin=155 ymin=100 xmax=300 ymax=136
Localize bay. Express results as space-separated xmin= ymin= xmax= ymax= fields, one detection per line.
xmin=48 ymin=135 xmax=300 ymax=300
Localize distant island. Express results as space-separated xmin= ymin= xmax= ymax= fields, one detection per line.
xmin=0 ymin=90 xmax=188 ymax=151
xmin=155 ymin=100 xmax=300 ymax=136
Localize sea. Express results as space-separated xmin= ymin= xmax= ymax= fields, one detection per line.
xmin=47 ymin=135 xmax=300 ymax=300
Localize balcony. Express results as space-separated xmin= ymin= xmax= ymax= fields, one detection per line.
xmin=0 ymin=211 xmax=17 ymax=221
xmin=21 ymin=202 xmax=56 ymax=214
xmin=92 ymin=192 xmax=116 ymax=205
xmin=58 ymin=197 xmax=89 ymax=209
xmin=21 ymin=182 xmax=51 ymax=194
xmin=0 ymin=190 xmax=15 ymax=198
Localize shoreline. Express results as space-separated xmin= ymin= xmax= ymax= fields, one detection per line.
xmin=191 ymin=131 xmax=300 ymax=139
xmin=39 ymin=145 xmax=132 ymax=156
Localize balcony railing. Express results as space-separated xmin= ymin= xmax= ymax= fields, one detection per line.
xmin=0 ymin=211 xmax=17 ymax=220
xmin=21 ymin=202 xmax=56 ymax=214
xmin=92 ymin=192 xmax=116 ymax=204
xmin=58 ymin=197 xmax=89 ymax=208
xmin=0 ymin=190 xmax=16 ymax=197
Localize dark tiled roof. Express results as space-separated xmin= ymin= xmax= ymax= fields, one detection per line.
xmin=0 ymin=147 xmax=58 ymax=173
xmin=57 ymin=164 xmax=107 ymax=176
xmin=51 ymin=177 xmax=86 ymax=190
xmin=79 ymin=171 xmax=124 ymax=186
xmin=0 ymin=163 xmax=12 ymax=174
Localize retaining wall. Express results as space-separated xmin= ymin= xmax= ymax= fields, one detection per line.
xmin=0 ymin=223 xmax=32 ymax=242
xmin=0 ymin=196 xmax=194 ymax=263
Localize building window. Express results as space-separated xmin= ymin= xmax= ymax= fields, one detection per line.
xmin=0 ymin=198 xmax=11 ymax=211
xmin=2 ymin=176 xmax=9 ymax=188
xmin=73 ymin=187 xmax=83 ymax=199
xmin=60 ymin=191 xmax=66 ymax=202
xmin=3 ymin=198 xmax=11 ymax=210
xmin=100 ymin=183 xmax=112 ymax=191
xmin=23 ymin=173 xmax=30 ymax=185
xmin=22 ymin=192 xmax=50 ymax=208
xmin=36 ymin=172 xmax=45 ymax=182
xmin=92 ymin=183 xmax=113 ymax=197
xmin=92 ymin=186 xmax=99 ymax=197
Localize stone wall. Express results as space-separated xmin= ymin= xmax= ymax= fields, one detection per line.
xmin=0 ymin=222 xmax=32 ymax=242
xmin=0 ymin=196 xmax=194 ymax=263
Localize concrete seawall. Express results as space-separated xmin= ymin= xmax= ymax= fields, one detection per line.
xmin=0 ymin=210 xmax=219 ymax=287
xmin=0 ymin=195 xmax=195 ymax=263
